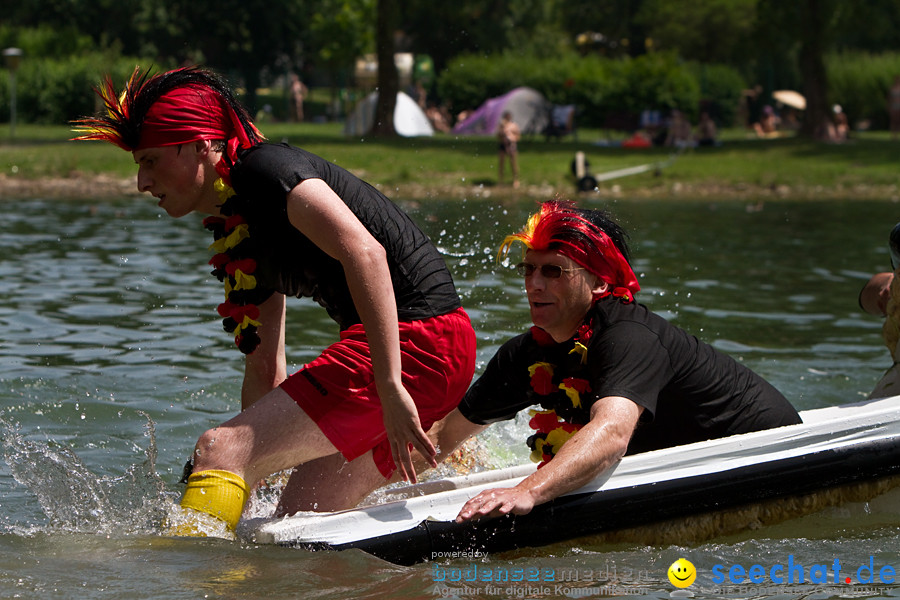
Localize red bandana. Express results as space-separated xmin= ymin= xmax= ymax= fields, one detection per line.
xmin=136 ymin=84 xmax=254 ymax=152
xmin=499 ymin=200 xmax=640 ymax=303
xmin=72 ymin=67 xmax=262 ymax=168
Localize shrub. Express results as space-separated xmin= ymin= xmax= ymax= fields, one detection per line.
xmin=827 ymin=51 xmax=900 ymax=130
xmin=0 ymin=52 xmax=166 ymax=125
xmin=687 ymin=62 xmax=746 ymax=127
xmin=601 ymin=52 xmax=700 ymax=128
xmin=436 ymin=51 xmax=739 ymax=130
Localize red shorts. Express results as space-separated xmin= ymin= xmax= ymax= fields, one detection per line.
xmin=280 ymin=307 xmax=476 ymax=478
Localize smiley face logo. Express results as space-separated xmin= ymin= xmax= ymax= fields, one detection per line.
xmin=667 ymin=558 xmax=696 ymax=588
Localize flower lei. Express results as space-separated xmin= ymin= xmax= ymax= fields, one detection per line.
xmin=202 ymin=169 xmax=263 ymax=354
xmin=526 ymin=321 xmax=593 ymax=467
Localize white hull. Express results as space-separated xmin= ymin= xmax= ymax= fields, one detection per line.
xmin=241 ymin=395 xmax=900 ymax=564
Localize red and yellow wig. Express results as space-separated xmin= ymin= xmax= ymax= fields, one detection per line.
xmin=72 ymin=66 xmax=263 ymax=168
xmin=499 ymin=200 xmax=640 ymax=303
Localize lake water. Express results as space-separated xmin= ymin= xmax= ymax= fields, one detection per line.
xmin=0 ymin=194 xmax=898 ymax=599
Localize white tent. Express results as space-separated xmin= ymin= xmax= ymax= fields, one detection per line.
xmin=344 ymin=91 xmax=434 ymax=137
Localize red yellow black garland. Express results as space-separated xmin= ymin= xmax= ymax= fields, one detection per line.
xmin=525 ymin=321 xmax=594 ymax=467
xmin=203 ymin=174 xmax=263 ymax=354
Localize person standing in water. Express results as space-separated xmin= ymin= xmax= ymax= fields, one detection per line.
xmin=74 ymin=66 xmax=476 ymax=533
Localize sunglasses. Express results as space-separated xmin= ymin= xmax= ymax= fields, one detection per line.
xmin=515 ymin=262 xmax=585 ymax=278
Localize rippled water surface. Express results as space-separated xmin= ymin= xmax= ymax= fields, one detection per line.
xmin=0 ymin=194 xmax=898 ymax=599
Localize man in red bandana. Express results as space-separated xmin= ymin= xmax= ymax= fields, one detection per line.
xmin=426 ymin=200 xmax=801 ymax=523
xmin=74 ymin=67 xmax=476 ymax=534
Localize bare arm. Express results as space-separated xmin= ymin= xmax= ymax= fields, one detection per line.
xmin=455 ymin=396 xmax=642 ymax=523
xmin=428 ymin=408 xmax=488 ymax=464
xmin=285 ymin=178 xmax=433 ymax=482
xmin=241 ymin=292 xmax=287 ymax=410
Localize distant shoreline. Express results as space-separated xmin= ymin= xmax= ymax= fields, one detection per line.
xmin=0 ymin=173 xmax=139 ymax=200
xmin=1 ymin=172 xmax=898 ymax=202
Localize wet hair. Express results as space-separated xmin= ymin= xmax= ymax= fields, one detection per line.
xmin=562 ymin=205 xmax=633 ymax=264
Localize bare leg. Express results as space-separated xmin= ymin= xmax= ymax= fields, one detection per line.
xmin=274 ymin=408 xmax=487 ymax=516
xmin=275 ymin=450 xmax=395 ymax=516
xmin=510 ymin=151 xmax=520 ymax=188
xmin=190 ymin=388 xmax=339 ymax=486
xmin=497 ymin=151 xmax=506 ymax=182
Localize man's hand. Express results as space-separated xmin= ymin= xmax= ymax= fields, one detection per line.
xmin=455 ymin=486 xmax=536 ymax=523
xmin=454 ymin=397 xmax=641 ymax=524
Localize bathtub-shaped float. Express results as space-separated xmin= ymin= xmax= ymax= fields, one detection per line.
xmin=241 ymin=395 xmax=900 ymax=565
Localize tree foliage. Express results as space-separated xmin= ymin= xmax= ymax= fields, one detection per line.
xmin=372 ymin=0 xmax=398 ymax=136
xmin=5 ymin=0 xmax=900 ymax=133
xmin=308 ymin=0 xmax=376 ymax=80
xmin=556 ymin=0 xmax=649 ymax=56
xmin=635 ymin=0 xmax=758 ymax=68
xmin=399 ymin=0 xmax=550 ymax=71
xmin=6 ymin=0 xmax=308 ymax=111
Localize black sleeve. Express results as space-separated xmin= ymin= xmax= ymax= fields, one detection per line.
xmin=457 ymin=334 xmax=535 ymax=425
xmin=233 ymin=143 xmax=321 ymax=195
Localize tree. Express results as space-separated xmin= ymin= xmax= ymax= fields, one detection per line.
xmin=831 ymin=0 xmax=900 ymax=53
xmin=6 ymin=0 xmax=149 ymax=57
xmin=756 ymin=0 xmax=841 ymax=138
xmin=795 ymin=0 xmax=833 ymax=138
xmin=635 ymin=0 xmax=758 ymax=68
xmin=148 ymin=0 xmax=306 ymax=112
xmin=400 ymin=0 xmax=554 ymax=72
xmin=556 ymin=0 xmax=650 ymax=56
xmin=9 ymin=0 xmax=900 ymax=135
xmin=307 ymin=0 xmax=376 ymax=110
xmin=372 ymin=0 xmax=398 ymax=136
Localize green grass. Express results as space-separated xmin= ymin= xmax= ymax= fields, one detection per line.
xmin=2 ymin=122 xmax=899 ymax=199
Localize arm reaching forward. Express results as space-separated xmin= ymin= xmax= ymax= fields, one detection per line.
xmin=455 ymin=396 xmax=641 ymax=523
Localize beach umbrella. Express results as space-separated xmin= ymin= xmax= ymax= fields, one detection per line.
xmin=773 ymin=90 xmax=806 ymax=111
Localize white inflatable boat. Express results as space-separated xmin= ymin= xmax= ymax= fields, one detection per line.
xmin=241 ymin=395 xmax=900 ymax=565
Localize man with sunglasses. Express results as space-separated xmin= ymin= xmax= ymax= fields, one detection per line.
xmin=428 ymin=200 xmax=801 ymax=523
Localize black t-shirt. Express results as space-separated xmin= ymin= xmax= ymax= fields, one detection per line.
xmin=228 ymin=143 xmax=461 ymax=329
xmin=459 ymin=297 xmax=801 ymax=454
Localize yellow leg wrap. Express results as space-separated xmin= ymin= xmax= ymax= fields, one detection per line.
xmin=178 ymin=469 xmax=249 ymax=533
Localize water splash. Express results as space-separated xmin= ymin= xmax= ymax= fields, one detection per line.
xmin=0 ymin=411 xmax=174 ymax=535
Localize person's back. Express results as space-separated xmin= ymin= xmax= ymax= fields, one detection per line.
xmin=696 ymin=112 xmax=717 ymax=146
xmin=594 ymin=300 xmax=799 ymax=453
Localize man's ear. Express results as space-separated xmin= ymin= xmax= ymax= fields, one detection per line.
xmin=193 ymin=139 xmax=214 ymax=157
xmin=591 ymin=277 xmax=609 ymax=296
